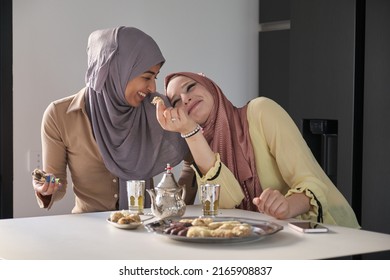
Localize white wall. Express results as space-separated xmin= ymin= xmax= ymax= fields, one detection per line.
xmin=13 ymin=0 xmax=259 ymax=217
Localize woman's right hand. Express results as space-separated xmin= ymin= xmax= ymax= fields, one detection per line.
xmin=32 ymin=174 xmax=61 ymax=196
xmin=155 ymin=100 xmax=198 ymax=135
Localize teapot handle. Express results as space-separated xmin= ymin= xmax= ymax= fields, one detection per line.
xmin=180 ymin=184 xmax=186 ymax=201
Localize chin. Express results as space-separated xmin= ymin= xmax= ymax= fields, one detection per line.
xmin=189 ymin=113 xmax=204 ymax=125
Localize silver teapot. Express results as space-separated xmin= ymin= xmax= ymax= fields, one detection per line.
xmin=146 ymin=164 xmax=186 ymax=220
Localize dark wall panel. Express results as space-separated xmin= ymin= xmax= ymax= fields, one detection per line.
xmin=362 ymin=0 xmax=390 ymax=235
xmin=259 ymin=30 xmax=290 ymax=110
xmin=289 ymin=0 xmax=357 ymax=205
xmin=260 ymin=0 xmax=290 ymax=23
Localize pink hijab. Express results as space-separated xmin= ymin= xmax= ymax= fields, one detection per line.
xmin=165 ymin=72 xmax=262 ymax=211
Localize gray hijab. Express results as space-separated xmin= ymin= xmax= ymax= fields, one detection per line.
xmin=85 ymin=26 xmax=188 ymax=209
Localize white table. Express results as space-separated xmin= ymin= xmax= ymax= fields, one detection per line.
xmin=1 ymin=205 xmax=389 ymax=260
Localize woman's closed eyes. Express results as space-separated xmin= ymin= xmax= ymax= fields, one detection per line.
xmin=170 ymin=82 xmax=196 ymax=107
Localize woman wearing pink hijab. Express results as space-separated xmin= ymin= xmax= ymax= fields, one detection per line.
xmin=156 ymin=72 xmax=359 ymax=228
xmin=32 ymin=27 xmax=188 ymax=213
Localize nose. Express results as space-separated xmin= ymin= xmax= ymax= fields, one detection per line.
xmin=183 ymin=97 xmax=192 ymax=106
xmin=147 ymin=80 xmax=157 ymax=93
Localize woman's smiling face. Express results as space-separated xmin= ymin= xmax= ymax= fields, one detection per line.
xmin=124 ymin=63 xmax=162 ymax=107
xmin=166 ymin=75 xmax=214 ymax=125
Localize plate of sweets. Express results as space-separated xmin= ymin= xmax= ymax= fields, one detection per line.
xmin=107 ymin=210 xmax=143 ymax=230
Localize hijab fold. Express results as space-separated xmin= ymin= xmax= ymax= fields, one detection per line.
xmin=165 ymin=72 xmax=262 ymax=211
xmin=85 ymin=27 xmax=188 ymax=209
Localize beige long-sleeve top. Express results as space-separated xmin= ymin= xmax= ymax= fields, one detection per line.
xmin=36 ymin=88 xmax=120 ymax=213
xmin=191 ymin=97 xmax=360 ymax=228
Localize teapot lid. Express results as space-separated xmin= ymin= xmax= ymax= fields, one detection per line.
xmin=156 ymin=163 xmax=179 ymax=190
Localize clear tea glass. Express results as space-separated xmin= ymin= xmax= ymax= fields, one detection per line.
xmin=200 ymin=183 xmax=220 ymax=217
xmin=126 ymin=180 xmax=145 ymax=214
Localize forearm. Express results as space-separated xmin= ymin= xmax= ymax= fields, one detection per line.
xmin=286 ymin=192 xmax=311 ymax=218
xmin=37 ymin=103 xmax=68 ymax=208
xmin=185 ymin=132 xmax=216 ymax=175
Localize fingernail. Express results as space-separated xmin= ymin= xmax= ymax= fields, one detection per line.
xmin=45 ymin=176 xmax=50 ymax=183
xmin=51 ymin=177 xmax=56 ymax=183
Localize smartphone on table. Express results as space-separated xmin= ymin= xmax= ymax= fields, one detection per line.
xmin=288 ymin=221 xmax=329 ymax=233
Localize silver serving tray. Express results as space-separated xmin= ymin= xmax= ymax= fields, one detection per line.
xmin=144 ymin=216 xmax=283 ymax=243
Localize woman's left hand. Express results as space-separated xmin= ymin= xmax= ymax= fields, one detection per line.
xmin=252 ymin=188 xmax=290 ymax=219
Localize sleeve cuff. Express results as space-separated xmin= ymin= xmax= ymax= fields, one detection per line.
xmin=35 ymin=191 xmax=53 ymax=209
xmin=191 ymin=153 xmax=222 ymax=183
xmin=286 ymin=187 xmax=324 ymax=223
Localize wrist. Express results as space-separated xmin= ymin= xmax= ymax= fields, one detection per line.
xmin=181 ymin=124 xmax=203 ymax=138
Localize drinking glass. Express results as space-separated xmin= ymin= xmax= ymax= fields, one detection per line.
xmin=200 ymin=183 xmax=220 ymax=216
xmin=126 ymin=180 xmax=145 ymax=214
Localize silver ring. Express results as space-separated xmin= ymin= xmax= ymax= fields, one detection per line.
xmin=171 ymin=118 xmax=177 ymax=122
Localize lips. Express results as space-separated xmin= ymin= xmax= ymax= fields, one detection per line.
xmin=187 ymin=100 xmax=201 ymax=115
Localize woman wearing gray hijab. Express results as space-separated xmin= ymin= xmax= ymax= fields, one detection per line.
xmin=32 ymin=26 xmax=188 ymax=213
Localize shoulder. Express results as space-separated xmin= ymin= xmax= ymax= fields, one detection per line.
xmin=44 ymin=88 xmax=86 ymax=115
xmin=246 ymin=97 xmax=297 ymax=134
xmin=247 ymin=97 xmax=287 ymax=118
xmin=248 ymin=96 xmax=281 ymax=109
xmin=43 ymin=95 xmax=75 ymax=118
xmin=43 ymin=89 xmax=86 ymax=124
xmin=49 ymin=95 xmax=76 ymax=108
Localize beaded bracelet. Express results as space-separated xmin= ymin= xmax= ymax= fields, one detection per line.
xmin=181 ymin=124 xmax=202 ymax=138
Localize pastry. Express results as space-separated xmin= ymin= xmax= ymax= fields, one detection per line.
xmin=186 ymin=226 xmax=212 ymax=237
xmin=32 ymin=168 xmax=60 ymax=183
xmin=174 ymin=218 xmax=253 ymax=238
xmin=207 ymin=221 xmax=241 ymax=230
xmin=31 ymin=168 xmax=48 ymax=183
xmin=110 ymin=212 xmax=124 ymax=223
xmin=170 ymin=218 xmax=253 ymax=238
xmin=211 ymin=228 xmax=235 ymax=238
xmin=232 ymin=224 xmax=252 ymax=237
xmin=117 ymin=216 xmax=133 ymax=224
xmin=117 ymin=215 xmax=140 ymax=224
xmin=190 ymin=217 xmax=213 ymax=226
xmin=127 ymin=213 xmax=141 ymax=223
xmin=110 ymin=211 xmax=140 ymax=224
xmin=179 ymin=218 xmax=194 ymax=224
xmin=151 ymin=96 xmax=163 ymax=105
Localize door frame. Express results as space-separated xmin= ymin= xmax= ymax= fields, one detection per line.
xmin=0 ymin=0 xmax=14 ymax=219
